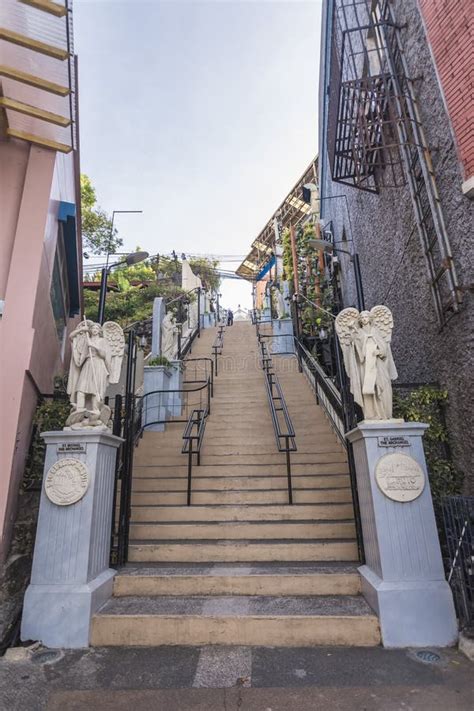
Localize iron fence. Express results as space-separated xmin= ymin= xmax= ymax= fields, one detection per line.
xmin=440 ymin=496 xmax=474 ymax=631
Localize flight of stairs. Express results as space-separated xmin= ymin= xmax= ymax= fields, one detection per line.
xmin=91 ymin=322 xmax=380 ymax=646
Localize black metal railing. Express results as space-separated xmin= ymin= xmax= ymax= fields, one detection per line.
xmin=257 ymin=328 xmax=364 ymax=560
xmin=212 ymin=324 xmax=226 ymax=375
xmin=139 ymin=377 xmax=212 ymax=433
xmin=182 ymin=408 xmax=208 ymax=506
xmin=441 ymin=496 xmax=474 ymax=632
xmin=185 ymin=357 xmax=214 ymax=397
xmin=110 ymin=329 xmax=140 ymax=566
xmin=110 ymin=334 xmax=213 ymax=564
xmin=257 ymin=336 xmax=297 ymax=504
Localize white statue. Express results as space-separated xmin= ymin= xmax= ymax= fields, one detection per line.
xmin=161 ymin=311 xmax=176 ymax=361
xmin=273 ymin=287 xmax=288 ymax=319
xmin=335 ymin=306 xmax=398 ymax=420
xmin=66 ymin=319 xmax=125 ymax=429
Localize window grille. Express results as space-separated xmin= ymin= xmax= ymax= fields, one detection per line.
xmin=327 ymin=0 xmax=462 ymax=326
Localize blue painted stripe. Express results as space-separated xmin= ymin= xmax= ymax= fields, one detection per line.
xmin=256 ymin=255 xmax=276 ymax=281
xmin=58 ymin=201 xmax=80 ymax=316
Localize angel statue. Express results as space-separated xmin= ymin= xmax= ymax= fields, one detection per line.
xmin=335 ymin=306 xmax=398 ymax=420
xmin=65 ymin=319 xmax=125 ymax=429
xmin=272 ymin=287 xmax=288 ymax=319
xmin=160 ymin=311 xmax=177 ymax=361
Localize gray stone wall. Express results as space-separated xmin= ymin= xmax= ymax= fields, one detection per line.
xmin=320 ymin=0 xmax=474 ymax=492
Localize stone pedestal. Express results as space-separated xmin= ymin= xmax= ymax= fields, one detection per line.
xmin=202 ymin=313 xmax=214 ymax=329
xmin=347 ymin=422 xmax=457 ymax=648
xmin=21 ymin=430 xmax=122 ymax=648
xmin=143 ymin=365 xmax=172 ymax=431
xmin=271 ymin=318 xmax=294 ymax=354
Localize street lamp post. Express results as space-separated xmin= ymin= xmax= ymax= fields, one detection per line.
xmin=97 ymin=250 xmax=149 ymax=324
xmin=105 ymin=210 xmax=143 ymax=270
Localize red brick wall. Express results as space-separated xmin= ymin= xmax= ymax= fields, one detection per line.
xmin=419 ymin=0 xmax=474 ymax=182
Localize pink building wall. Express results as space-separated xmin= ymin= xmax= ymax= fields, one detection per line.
xmin=0 ymin=138 xmax=80 ymax=562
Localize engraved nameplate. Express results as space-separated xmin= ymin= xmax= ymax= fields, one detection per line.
xmin=45 ymin=458 xmax=89 ymax=506
xmin=57 ymin=442 xmax=87 ymax=454
xmin=375 ymin=453 xmax=425 ymax=503
xmin=378 ymin=436 xmax=410 ymax=448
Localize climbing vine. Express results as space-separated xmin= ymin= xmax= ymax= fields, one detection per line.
xmin=393 ymin=386 xmax=463 ymax=501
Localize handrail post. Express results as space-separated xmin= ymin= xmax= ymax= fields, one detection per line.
xmin=285 ymin=436 xmax=293 ymax=505
xmin=197 ymin=286 xmax=201 ymax=338
xmin=187 ymin=446 xmax=192 ymax=506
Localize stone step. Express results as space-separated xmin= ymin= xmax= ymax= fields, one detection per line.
xmin=128 ymin=539 xmax=358 ymax=563
xmin=131 ymin=488 xmax=353 ymax=505
xmin=113 ymin=563 xmax=361 ymax=596
xmin=91 ymin=594 xmax=380 ymax=647
xmin=130 ymin=503 xmax=355 ymax=522
xmin=129 ymin=520 xmax=356 ymax=541
xmin=150 ymin=441 xmax=341 ymax=457
xmin=132 ymin=462 xmax=350 ymax=478
xmin=133 ymin=452 xmax=347 ymax=466
xmin=131 ymin=474 xmax=350 ymax=492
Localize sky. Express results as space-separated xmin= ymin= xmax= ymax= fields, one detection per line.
xmin=74 ymin=0 xmax=322 ymax=309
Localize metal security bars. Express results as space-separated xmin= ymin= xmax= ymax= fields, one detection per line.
xmin=328 ymin=0 xmax=462 ymax=326
xmin=257 ymin=337 xmax=297 ymax=504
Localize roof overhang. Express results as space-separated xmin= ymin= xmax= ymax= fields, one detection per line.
xmin=236 ymin=157 xmax=319 ymax=280
xmin=0 ymin=0 xmax=76 ymax=153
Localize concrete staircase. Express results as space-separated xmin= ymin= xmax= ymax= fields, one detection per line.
xmin=92 ymin=322 xmax=380 ymax=646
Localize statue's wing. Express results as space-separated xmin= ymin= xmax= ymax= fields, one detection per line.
xmin=335 ymin=308 xmax=359 ymax=345
xmin=370 ymin=305 xmax=394 ymax=343
xmin=103 ymin=321 xmax=125 ymax=383
xmin=335 ymin=307 xmax=365 ymax=408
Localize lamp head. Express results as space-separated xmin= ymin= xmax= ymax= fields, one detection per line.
xmin=125 ymin=250 xmax=149 ymax=266
xmin=308 ymin=239 xmax=333 ymax=254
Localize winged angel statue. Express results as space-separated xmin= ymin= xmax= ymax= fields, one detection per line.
xmin=335 ymin=306 xmax=398 ymax=420
xmin=65 ymin=319 xmax=125 ymax=430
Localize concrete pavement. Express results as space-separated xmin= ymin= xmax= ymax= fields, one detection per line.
xmin=0 ymin=644 xmax=472 ymax=710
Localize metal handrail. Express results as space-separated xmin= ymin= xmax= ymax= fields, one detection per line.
xmin=255 ymin=327 xmax=365 ymax=561
xmin=185 ymin=357 xmax=214 ymax=396
xmin=212 ymin=324 xmax=225 ymax=376
xmin=182 ymin=407 xmax=208 ymax=506
xmin=139 ymin=378 xmax=211 ymax=433
xmin=258 ymin=338 xmax=296 ymax=504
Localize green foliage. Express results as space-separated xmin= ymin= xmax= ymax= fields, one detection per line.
xmin=81 ymin=174 xmax=123 ymax=255
xmin=22 ymin=397 xmax=71 ymax=491
xmin=282 ymin=228 xmax=294 ymax=283
xmin=188 ymin=257 xmax=220 ymax=292
xmin=84 ymin=281 xmax=187 ymax=327
xmin=147 ymin=355 xmax=172 ymax=367
xmin=83 ymin=254 xmax=219 ymax=328
xmin=393 ymin=386 xmax=463 ymax=500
